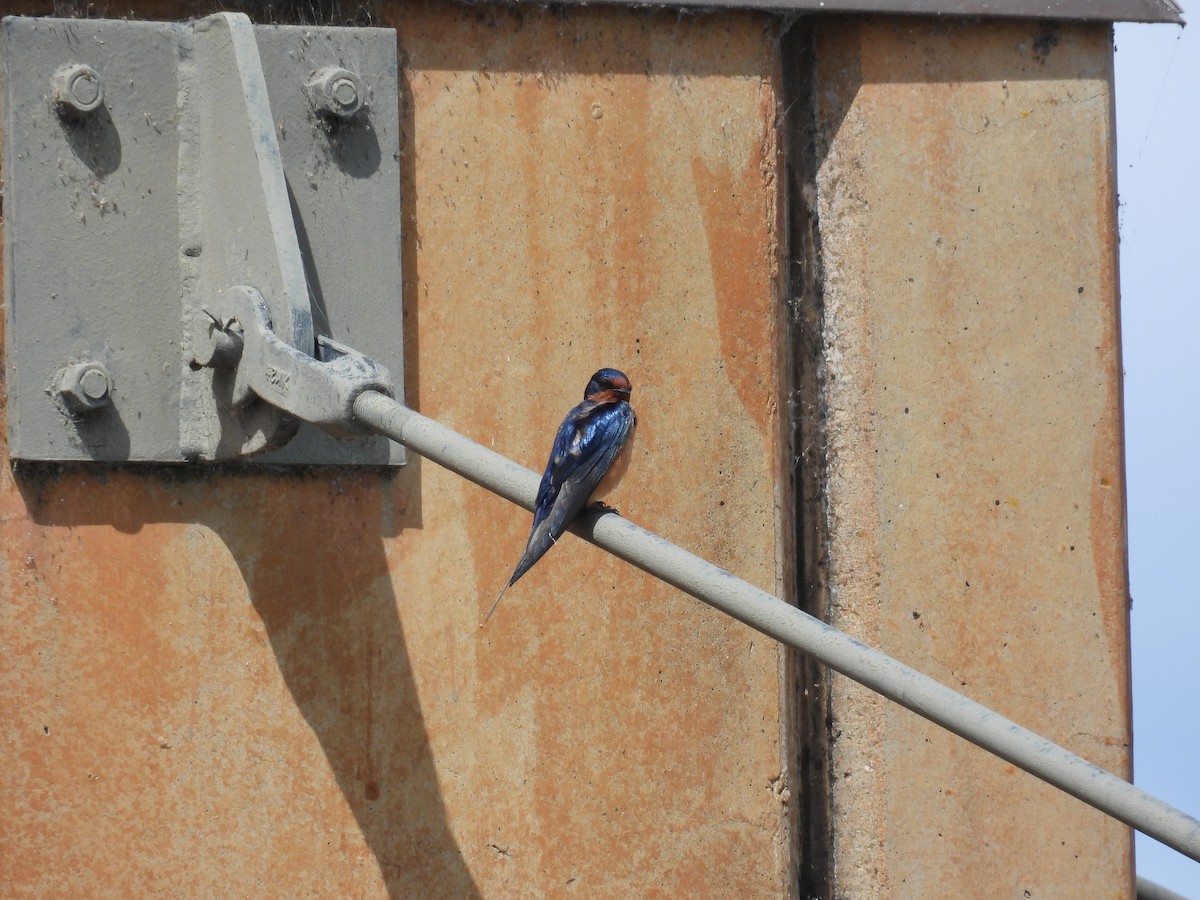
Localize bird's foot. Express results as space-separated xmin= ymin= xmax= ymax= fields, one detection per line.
xmin=590 ymin=501 xmax=621 ymax=516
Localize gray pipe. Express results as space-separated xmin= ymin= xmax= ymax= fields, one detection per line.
xmin=352 ymin=389 xmax=1200 ymax=863
xmin=1137 ymin=876 xmax=1195 ymax=900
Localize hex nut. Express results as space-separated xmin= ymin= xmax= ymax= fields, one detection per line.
xmin=52 ymin=63 xmax=105 ymax=115
xmin=305 ymin=67 xmax=365 ymax=120
xmin=55 ymin=362 xmax=112 ymax=413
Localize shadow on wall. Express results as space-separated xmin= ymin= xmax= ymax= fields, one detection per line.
xmin=14 ymin=459 xmax=475 ymax=897
xmin=786 ymin=15 xmax=1108 ymax=176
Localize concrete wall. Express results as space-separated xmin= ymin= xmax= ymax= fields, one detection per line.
xmin=0 ymin=3 xmax=1132 ymax=897
xmin=800 ymin=16 xmax=1134 ymax=898
xmin=1 ymin=2 xmax=794 ymax=896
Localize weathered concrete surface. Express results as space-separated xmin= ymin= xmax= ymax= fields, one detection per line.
xmin=809 ymin=17 xmax=1133 ymax=898
xmin=1 ymin=4 xmax=1137 ymax=896
xmin=1 ymin=2 xmax=792 ymax=896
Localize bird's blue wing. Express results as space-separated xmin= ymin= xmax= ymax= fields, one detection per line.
xmin=507 ymin=401 xmax=634 ymax=590
xmin=531 ymin=408 xmax=586 ymax=528
xmin=542 ymin=401 xmax=634 ymax=520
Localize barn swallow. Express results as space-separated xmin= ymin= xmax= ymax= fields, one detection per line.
xmin=483 ymin=368 xmax=637 ymax=625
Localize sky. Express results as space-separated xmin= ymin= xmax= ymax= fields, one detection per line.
xmin=1113 ymin=15 xmax=1200 ymax=897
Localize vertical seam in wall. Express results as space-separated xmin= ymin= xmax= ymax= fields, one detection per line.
xmin=780 ymin=16 xmax=833 ymax=900
xmin=768 ymin=15 xmax=801 ymax=898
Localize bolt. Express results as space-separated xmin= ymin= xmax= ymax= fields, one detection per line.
xmin=52 ymin=64 xmax=105 ymax=115
xmin=55 ymin=362 xmax=112 ymax=413
xmin=305 ymin=67 xmax=365 ymax=120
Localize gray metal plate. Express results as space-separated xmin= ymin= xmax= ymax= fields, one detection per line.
xmin=1 ymin=16 xmax=404 ymax=465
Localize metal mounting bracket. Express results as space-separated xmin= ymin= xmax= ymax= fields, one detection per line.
xmin=1 ymin=13 xmax=405 ymax=465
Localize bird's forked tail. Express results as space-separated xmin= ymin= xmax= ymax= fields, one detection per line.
xmin=481 ymin=581 xmax=512 ymax=627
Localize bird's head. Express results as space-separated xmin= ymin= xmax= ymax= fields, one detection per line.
xmin=586 ymin=368 xmax=632 ymax=403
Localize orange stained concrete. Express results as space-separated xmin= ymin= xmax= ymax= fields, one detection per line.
xmin=810 ymin=17 xmax=1133 ymax=898
xmin=1 ymin=2 xmax=792 ymax=897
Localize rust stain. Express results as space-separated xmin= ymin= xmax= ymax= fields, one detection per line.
xmin=690 ymin=130 xmax=775 ymax=440
xmin=598 ymin=76 xmax=656 ymax=342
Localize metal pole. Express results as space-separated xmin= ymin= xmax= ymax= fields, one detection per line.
xmin=1137 ymin=877 xmax=1194 ymax=900
xmin=352 ymin=389 xmax=1200 ymax=864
